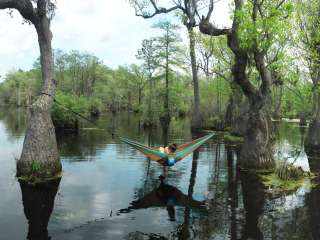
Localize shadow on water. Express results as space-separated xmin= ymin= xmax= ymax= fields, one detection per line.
xmin=19 ymin=179 xmax=61 ymax=240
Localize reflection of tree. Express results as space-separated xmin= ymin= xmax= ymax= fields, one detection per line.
xmin=175 ymin=148 xmax=200 ymax=239
xmin=227 ymin=146 xmax=239 ymax=240
xmin=306 ymin=150 xmax=320 ymax=239
xmin=57 ymin=113 xmax=141 ymax=160
xmin=240 ymin=171 xmax=265 ymax=240
xmin=0 ymin=107 xmax=28 ymax=139
xmin=306 ymin=176 xmax=320 ymax=239
xmin=19 ymin=179 xmax=61 ymax=240
xmin=196 ymin=144 xmax=240 ymax=239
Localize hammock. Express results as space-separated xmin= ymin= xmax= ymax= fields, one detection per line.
xmin=120 ymin=132 xmax=214 ymax=166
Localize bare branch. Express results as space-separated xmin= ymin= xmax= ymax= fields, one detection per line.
xmin=131 ymin=0 xmax=183 ymax=19
xmin=276 ymin=0 xmax=286 ymax=9
xmin=205 ymin=0 xmax=214 ymax=21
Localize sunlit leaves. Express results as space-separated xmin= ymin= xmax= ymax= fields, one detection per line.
xmin=236 ymin=0 xmax=294 ymax=51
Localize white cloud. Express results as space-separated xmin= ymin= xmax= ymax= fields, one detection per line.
xmin=0 ymin=0 xmax=232 ymax=80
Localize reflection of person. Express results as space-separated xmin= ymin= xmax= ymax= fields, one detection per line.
xmin=159 ymin=143 xmax=178 ymax=154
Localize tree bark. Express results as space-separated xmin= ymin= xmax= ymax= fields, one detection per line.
xmin=305 ymin=80 xmax=320 ymax=149
xmin=225 ymin=82 xmax=249 ymax=136
xmin=160 ymin=34 xmax=171 ymax=125
xmin=188 ymin=27 xmax=202 ymax=129
xmin=16 ymin=2 xmax=61 ymax=179
xmin=165 ymin=37 xmax=170 ymax=118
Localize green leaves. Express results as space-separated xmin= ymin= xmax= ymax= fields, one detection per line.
xmin=236 ymin=0 xmax=294 ymax=51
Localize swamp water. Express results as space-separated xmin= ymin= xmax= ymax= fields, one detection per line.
xmin=0 ymin=108 xmax=320 ymax=240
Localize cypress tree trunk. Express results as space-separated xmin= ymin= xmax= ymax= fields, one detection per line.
xmin=199 ymin=0 xmax=275 ymax=170
xmin=17 ymin=12 xmax=61 ymax=179
xmin=160 ymin=38 xmax=171 ymax=126
xmin=305 ymin=82 xmax=320 ymax=150
xmin=225 ymin=82 xmax=249 ymax=136
xmin=188 ymin=27 xmax=202 ymax=129
xmin=240 ymin=99 xmax=274 ymax=169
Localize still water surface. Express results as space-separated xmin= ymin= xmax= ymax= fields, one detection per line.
xmin=0 ymin=109 xmax=319 ymax=240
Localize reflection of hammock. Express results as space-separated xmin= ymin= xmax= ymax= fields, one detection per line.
xmin=120 ymin=132 xmax=214 ymax=165
xmin=119 ymin=181 xmax=207 ymax=214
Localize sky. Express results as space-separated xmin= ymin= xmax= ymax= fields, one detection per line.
xmin=0 ymin=0 xmax=232 ymax=81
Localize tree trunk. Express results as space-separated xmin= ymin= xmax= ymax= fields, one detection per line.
xmin=199 ymin=0 xmax=275 ymax=170
xmin=225 ymin=82 xmax=249 ymax=136
xmin=226 ymin=21 xmax=275 ymax=170
xmin=240 ymin=101 xmax=275 ymax=169
xmin=165 ymin=41 xmax=170 ymax=118
xmin=160 ymin=40 xmax=171 ymax=125
xmin=17 ymin=16 xmax=61 ymax=180
xmin=273 ymin=85 xmax=283 ymax=120
xmin=306 ymin=84 xmax=320 ymax=149
xmin=187 ymin=27 xmax=202 ymax=129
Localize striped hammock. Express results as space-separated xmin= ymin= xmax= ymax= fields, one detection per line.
xmin=120 ymin=132 xmax=214 ymax=166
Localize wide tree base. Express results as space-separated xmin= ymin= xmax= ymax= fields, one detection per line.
xmin=239 ymin=112 xmax=275 ymax=170
xmin=17 ymin=96 xmax=62 ymax=183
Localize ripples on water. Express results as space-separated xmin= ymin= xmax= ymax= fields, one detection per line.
xmin=0 ymin=109 xmax=319 ymax=240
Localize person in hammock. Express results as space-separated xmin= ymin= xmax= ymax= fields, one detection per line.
xmin=159 ymin=143 xmax=178 ymax=154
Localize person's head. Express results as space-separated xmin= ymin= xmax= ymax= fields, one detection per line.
xmin=168 ymin=143 xmax=178 ymax=153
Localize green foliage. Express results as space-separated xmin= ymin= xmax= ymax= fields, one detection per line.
xmin=236 ymin=0 xmax=294 ymax=51
xmin=276 ymin=161 xmax=305 ymax=181
xmin=31 ymin=161 xmax=41 ymax=173
xmin=52 ymin=91 xmax=90 ymax=129
xmin=224 ymin=133 xmax=244 ymax=144
xmin=0 ymin=69 xmax=41 ymax=106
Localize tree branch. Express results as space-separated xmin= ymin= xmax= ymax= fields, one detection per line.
xmin=0 ymin=0 xmax=37 ymax=23
xmin=199 ymin=17 xmax=231 ymax=36
xmin=133 ymin=0 xmax=183 ymax=19
xmin=205 ymin=0 xmax=214 ymax=21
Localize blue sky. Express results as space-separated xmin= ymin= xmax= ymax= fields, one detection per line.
xmin=0 ymin=0 xmax=232 ymax=81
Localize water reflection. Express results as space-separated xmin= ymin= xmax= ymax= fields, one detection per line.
xmin=227 ymin=146 xmax=239 ymax=240
xmin=306 ymin=176 xmax=320 ymax=239
xmin=240 ymin=171 xmax=265 ymax=240
xmin=124 ymin=146 xmax=204 ymax=239
xmin=19 ymin=179 xmax=61 ymax=240
xmin=119 ymin=176 xmax=207 ymax=220
xmin=306 ymin=150 xmax=320 ymax=239
xmin=2 ymin=109 xmax=320 ymax=239
xmin=0 ymin=107 xmax=28 ymax=139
